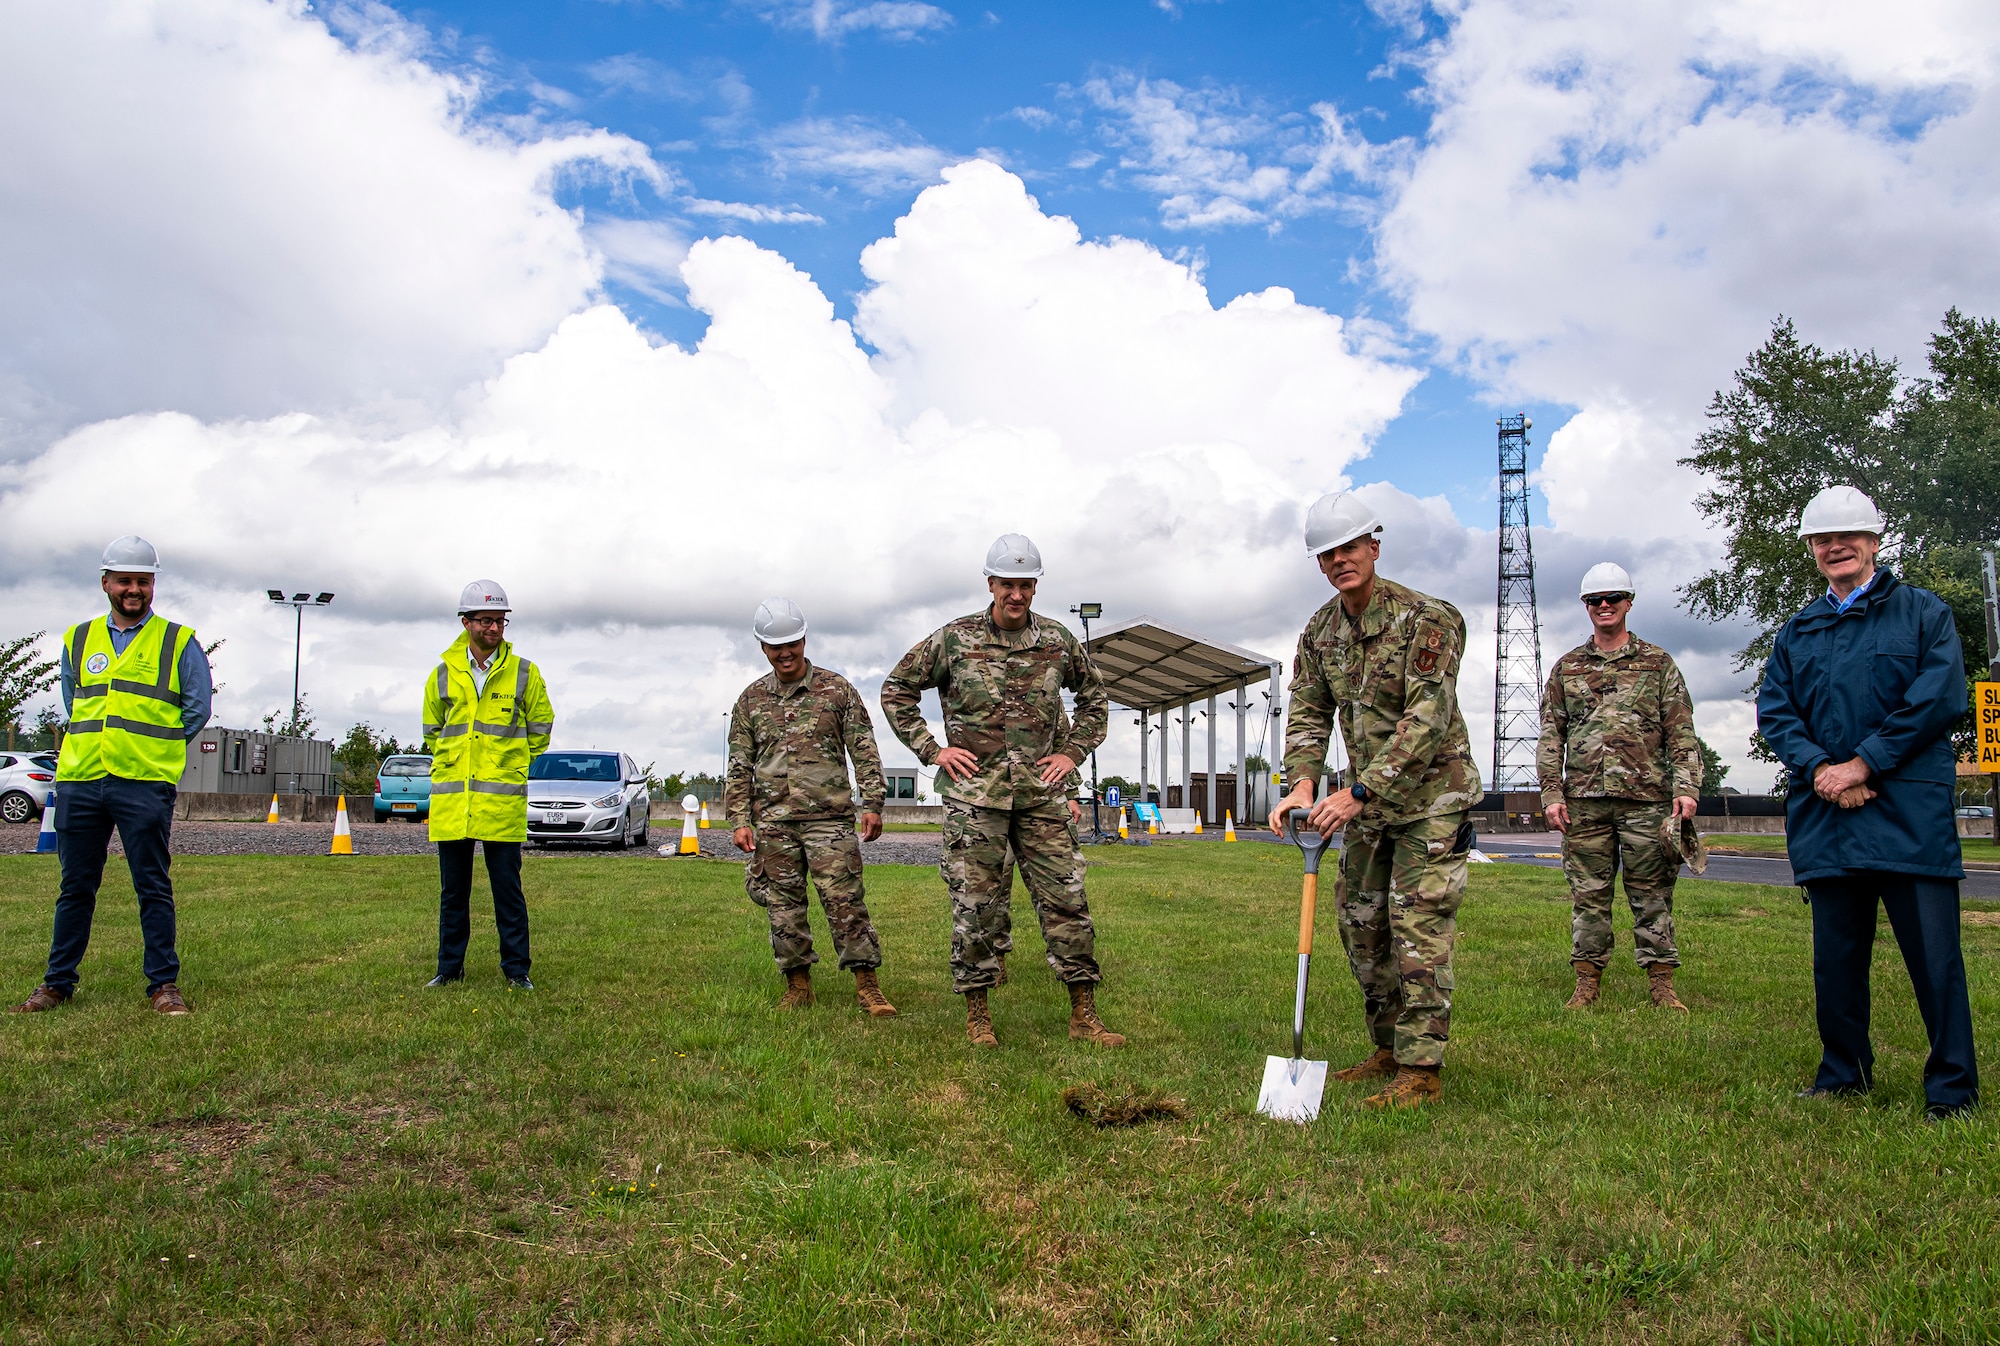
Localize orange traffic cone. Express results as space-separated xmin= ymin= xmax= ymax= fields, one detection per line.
xmin=266 ymin=792 xmax=281 ymax=824
xmin=1224 ymin=810 xmax=1237 ymax=842
xmin=329 ymin=795 xmax=353 ymax=855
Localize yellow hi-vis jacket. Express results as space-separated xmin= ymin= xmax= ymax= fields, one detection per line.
xmin=422 ymin=633 xmax=555 ymax=842
xmin=57 ymin=614 xmax=197 ymax=783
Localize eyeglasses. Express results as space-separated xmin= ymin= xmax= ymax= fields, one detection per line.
xmin=1581 ymin=593 xmax=1631 ymax=608
xmin=464 ymin=614 xmax=508 ymax=628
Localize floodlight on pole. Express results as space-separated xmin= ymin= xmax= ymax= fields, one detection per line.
xmin=268 ymin=588 xmax=335 ymax=740
xmin=1069 ymin=602 xmax=1105 ymax=834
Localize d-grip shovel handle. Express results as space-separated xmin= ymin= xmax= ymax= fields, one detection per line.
xmin=1281 ymin=807 xmax=1334 ymax=958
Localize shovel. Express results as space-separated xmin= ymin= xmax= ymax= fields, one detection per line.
xmin=1257 ymin=807 xmax=1334 ymax=1124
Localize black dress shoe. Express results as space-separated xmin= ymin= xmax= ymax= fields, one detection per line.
xmin=425 ymin=974 xmax=463 ymax=989
xmin=1926 ymin=1102 xmax=1975 ymax=1123
xmin=1795 ymin=1085 xmax=1865 ymax=1099
xmin=507 ymin=977 xmax=535 ymax=992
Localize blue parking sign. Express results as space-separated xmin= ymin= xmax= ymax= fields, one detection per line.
xmin=1105 ymin=786 xmax=1121 ymax=806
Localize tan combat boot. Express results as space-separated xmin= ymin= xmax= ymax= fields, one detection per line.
xmin=1647 ymin=965 xmax=1689 ymax=1013
xmin=965 ymin=989 xmax=998 ymax=1047
xmin=994 ymin=953 xmax=1008 ymax=987
xmin=1331 ymin=1046 xmax=1396 ymax=1083
xmin=1067 ymin=982 xmax=1126 ymax=1046
xmin=1362 ymin=1064 xmax=1442 ymax=1110
xmin=778 ymin=968 xmax=813 ymax=1009
xmin=1563 ymin=960 xmax=1603 ymax=1009
xmin=853 ymin=968 xmax=897 ymax=1017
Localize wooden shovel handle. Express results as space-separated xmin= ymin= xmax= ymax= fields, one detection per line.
xmin=1298 ymin=873 xmax=1317 ymax=956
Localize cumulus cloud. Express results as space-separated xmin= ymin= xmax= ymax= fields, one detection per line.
xmin=0 ymin=0 xmax=660 ymax=442
xmin=0 ymin=161 xmax=1418 ymax=778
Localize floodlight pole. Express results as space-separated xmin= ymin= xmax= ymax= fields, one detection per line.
xmin=267 ymin=590 xmax=334 ymax=782
xmin=1070 ymin=603 xmax=1104 ymax=834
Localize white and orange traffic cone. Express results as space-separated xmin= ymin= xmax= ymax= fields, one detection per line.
xmin=1148 ymin=815 xmax=1158 ymax=835
xmin=679 ymin=794 xmax=700 ymax=855
xmin=1224 ymin=810 xmax=1237 ymax=842
xmin=329 ymin=794 xmax=353 ymax=855
xmin=1194 ymin=813 xmax=1204 ymax=835
xmin=35 ymin=790 xmax=57 ymax=853
xmin=1117 ymin=807 xmax=1128 ymax=840
xmin=698 ymin=800 xmax=711 ymax=830
xmin=266 ymin=792 xmax=281 ymax=824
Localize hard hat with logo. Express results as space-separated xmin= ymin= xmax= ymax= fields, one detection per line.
xmin=983 ymin=533 xmax=1044 ymax=579
xmin=101 ymin=535 xmax=160 ymax=575
xmin=1797 ymin=485 xmax=1883 ymax=538
xmin=1302 ymin=491 xmax=1382 ymax=556
xmin=1578 ymin=562 xmax=1635 ymax=599
xmin=458 ymin=580 xmax=511 ymax=615
xmin=753 ymin=597 xmax=808 ymax=645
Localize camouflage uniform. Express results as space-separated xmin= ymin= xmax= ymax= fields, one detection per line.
xmin=1284 ymin=578 xmax=1484 ymax=1068
xmin=881 ymin=608 xmax=1107 ymax=993
xmin=726 ymin=664 xmax=888 ymax=972
xmin=1537 ymin=637 xmax=1702 ymax=969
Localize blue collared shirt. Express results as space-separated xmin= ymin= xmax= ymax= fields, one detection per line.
xmin=58 ymin=611 xmax=214 ymax=740
xmin=1827 ymin=569 xmax=1878 ymax=614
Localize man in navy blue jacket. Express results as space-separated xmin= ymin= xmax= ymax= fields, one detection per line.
xmin=1757 ymin=486 xmax=1977 ymax=1121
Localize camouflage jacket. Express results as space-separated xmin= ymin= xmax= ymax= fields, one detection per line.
xmin=1283 ymin=577 xmax=1484 ymax=825
xmin=725 ymin=663 xmax=888 ymax=826
xmin=881 ymin=607 xmax=1107 ymax=811
xmin=1537 ymin=636 xmax=1701 ymax=807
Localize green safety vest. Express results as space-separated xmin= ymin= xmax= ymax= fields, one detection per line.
xmin=423 ymin=634 xmax=555 ymax=842
xmin=57 ymin=614 xmax=196 ymax=784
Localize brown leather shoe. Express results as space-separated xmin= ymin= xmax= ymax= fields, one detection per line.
xmin=965 ymin=989 xmax=998 ymax=1047
xmin=11 ymin=985 xmax=70 ymax=1013
xmin=1647 ymin=964 xmax=1689 ymax=1012
xmin=1331 ymin=1046 xmax=1396 ymax=1083
xmin=1066 ymin=982 xmax=1125 ymax=1046
xmin=1363 ymin=1064 xmax=1442 ymax=1110
xmin=853 ymin=968 xmax=897 ymax=1017
xmin=150 ymin=984 xmax=191 ymax=1015
xmin=777 ymin=968 xmax=813 ymax=1009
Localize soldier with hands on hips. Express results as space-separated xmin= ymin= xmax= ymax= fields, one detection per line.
xmin=1539 ymin=563 xmax=1701 ymax=1012
xmin=727 ymin=599 xmax=897 ymax=1017
xmin=881 ymin=534 xmax=1123 ymax=1049
xmin=1267 ymin=493 xmax=1483 ymax=1109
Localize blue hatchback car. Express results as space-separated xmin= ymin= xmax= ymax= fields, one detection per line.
xmin=374 ymin=754 xmax=434 ymax=823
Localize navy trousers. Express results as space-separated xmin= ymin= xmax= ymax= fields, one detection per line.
xmin=435 ymin=840 xmax=530 ymax=981
xmin=1807 ymin=872 xmax=1979 ymax=1110
xmin=47 ymin=776 xmax=181 ymax=995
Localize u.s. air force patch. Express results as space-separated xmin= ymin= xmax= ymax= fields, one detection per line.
xmin=1412 ymin=624 xmax=1445 ymax=676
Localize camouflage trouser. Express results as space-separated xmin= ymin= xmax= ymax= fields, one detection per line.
xmin=940 ymin=799 xmax=1098 ymax=992
xmin=1561 ymin=797 xmax=1679 ymax=968
xmin=748 ymin=819 xmax=881 ymax=972
xmin=1336 ymin=810 xmax=1472 ymax=1067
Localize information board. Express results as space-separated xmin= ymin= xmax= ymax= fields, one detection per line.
xmin=1978 ymin=682 xmax=2000 ymax=772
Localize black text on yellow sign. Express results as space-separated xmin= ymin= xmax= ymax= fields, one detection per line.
xmin=1979 ymin=683 xmax=2000 ymax=772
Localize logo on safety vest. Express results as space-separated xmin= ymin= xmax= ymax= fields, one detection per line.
xmin=85 ymin=652 xmax=110 ymax=675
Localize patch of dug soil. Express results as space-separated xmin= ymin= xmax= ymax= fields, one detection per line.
xmin=1062 ymin=1084 xmax=1188 ymax=1127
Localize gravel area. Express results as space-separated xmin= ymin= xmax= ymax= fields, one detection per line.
xmin=0 ymin=821 xmax=947 ymax=865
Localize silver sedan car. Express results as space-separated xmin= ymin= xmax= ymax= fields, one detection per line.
xmin=0 ymin=751 xmax=58 ymax=825
xmin=526 ymin=750 xmax=652 ymax=849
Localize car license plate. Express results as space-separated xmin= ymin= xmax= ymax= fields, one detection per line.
xmin=542 ymin=810 xmax=566 ymax=825
xmin=391 ymin=802 xmax=417 ymax=812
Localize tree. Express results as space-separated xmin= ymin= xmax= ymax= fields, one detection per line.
xmin=263 ymin=700 xmax=316 ymax=740
xmin=1695 ymin=734 xmax=1731 ymax=797
xmin=1681 ymin=311 xmax=2000 ymax=760
xmin=0 ymin=632 xmax=58 ymax=750
xmin=333 ymin=722 xmax=409 ymax=797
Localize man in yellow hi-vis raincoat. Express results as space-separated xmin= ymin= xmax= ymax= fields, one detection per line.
xmin=422 ymin=580 xmax=554 ymax=990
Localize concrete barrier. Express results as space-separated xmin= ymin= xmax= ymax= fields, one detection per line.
xmin=174 ymin=792 xmax=359 ymax=823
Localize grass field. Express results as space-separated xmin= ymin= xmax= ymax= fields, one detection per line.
xmin=1703 ymin=833 xmax=1998 ymax=863
xmin=1 ymin=842 xmax=1996 ymax=1344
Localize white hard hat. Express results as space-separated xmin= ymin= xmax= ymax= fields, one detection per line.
xmin=753 ymin=597 xmax=808 ymax=645
xmin=983 ymin=533 xmax=1044 ymax=579
xmin=1797 ymin=485 xmax=1884 ymax=538
xmin=1579 ymin=562 xmax=1635 ymax=599
xmin=102 ymin=535 xmax=160 ymax=574
xmin=458 ymin=580 xmax=511 ymax=614
xmin=1303 ymin=491 xmax=1382 ymax=556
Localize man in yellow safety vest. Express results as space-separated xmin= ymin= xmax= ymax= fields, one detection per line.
xmin=12 ymin=536 xmax=212 ymax=1016
xmin=422 ymin=580 xmax=554 ymax=990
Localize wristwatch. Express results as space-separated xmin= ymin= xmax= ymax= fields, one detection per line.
xmin=1350 ymin=782 xmax=1370 ymax=802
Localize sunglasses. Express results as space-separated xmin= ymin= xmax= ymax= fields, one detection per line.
xmin=1581 ymin=593 xmax=1631 ymax=608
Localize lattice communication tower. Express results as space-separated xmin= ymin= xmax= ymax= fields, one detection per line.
xmin=1491 ymin=414 xmax=1544 ymax=791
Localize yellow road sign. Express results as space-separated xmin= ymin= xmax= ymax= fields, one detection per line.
xmin=1978 ymin=682 xmax=2000 ymax=772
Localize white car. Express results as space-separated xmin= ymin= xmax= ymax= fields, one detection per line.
xmin=0 ymin=751 xmax=59 ymax=825
xmin=526 ymin=750 xmax=651 ymax=849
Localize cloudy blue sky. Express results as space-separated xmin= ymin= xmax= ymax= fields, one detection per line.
xmin=4 ymin=0 xmax=1999 ymax=791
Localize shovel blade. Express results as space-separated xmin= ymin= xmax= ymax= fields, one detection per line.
xmin=1256 ymin=1055 xmax=1328 ymax=1124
